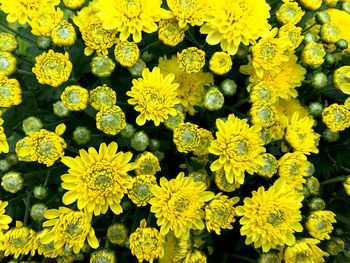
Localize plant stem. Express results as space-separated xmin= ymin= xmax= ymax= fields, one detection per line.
xmin=321 ymin=176 xmax=346 ymax=185
xmin=43 ymin=170 xmax=51 ymax=187
xmin=192 ymin=232 xmax=210 ymax=240
xmin=0 ymin=21 xmax=36 ymax=44
xmin=23 ymin=194 xmax=31 ymax=226
xmin=185 ymin=30 xmax=202 ymax=48
xmin=302 ymin=22 xmax=317 ymax=33
xmin=232 ymin=98 xmax=250 ymax=109
xmin=141 ymin=40 xmax=161 ymax=52
xmin=16 ymin=69 xmax=35 ymax=76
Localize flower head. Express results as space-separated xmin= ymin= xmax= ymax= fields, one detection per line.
xmin=61 ymin=85 xmax=89 ymax=111
xmin=249 ymin=81 xmax=278 ymax=104
xmin=257 ymin=153 xmax=278 ymax=178
xmin=107 ymin=223 xmax=128 ymax=245
xmin=114 ymin=39 xmax=140 ymax=67
xmin=1 ymin=171 xmax=23 ymax=193
xmin=0 ymin=201 xmax=12 ymax=243
xmin=209 ymin=52 xmax=232 ymax=75
xmin=29 ymin=6 xmax=63 ymax=37
xmin=91 ymin=55 xmax=116 ymax=77
xmin=167 ymin=0 xmax=206 ymax=28
xmin=128 ymin=174 xmax=157 ymax=206
xmin=236 ymin=178 xmax=304 ymax=252
xmin=0 ymin=75 xmax=22 ymax=107
xmin=61 ymin=142 xmax=135 ymax=215
xmin=184 ymin=250 xmax=207 ymax=263
xmin=276 ymin=1 xmax=304 ymax=25
xmin=96 ymin=105 xmax=126 ymax=135
xmin=278 ymin=24 xmax=303 ymax=51
xmin=177 ymin=47 xmax=205 ymax=73
xmin=41 ymin=207 xmax=99 ymax=254
xmin=51 ymin=20 xmax=76 ymax=47
xmin=193 ymin=128 xmax=214 ymax=156
xmin=0 ymin=33 xmax=18 ymax=52
xmin=127 ymin=67 xmax=179 ymax=126
xmin=90 ymin=249 xmax=116 ymax=263
xmin=0 ymin=51 xmax=16 ymax=76
xmin=334 ymin=66 xmax=350 ymax=95
xmin=90 ymin=85 xmax=117 ymax=111
xmin=322 ymin=104 xmax=350 ymax=132
xmin=306 ymin=210 xmax=336 ymax=240
xmin=150 ymin=172 xmax=214 ymax=238
xmin=284 ymin=238 xmax=329 ymax=263
xmin=36 ymin=229 xmax=65 ymax=258
xmin=300 ymin=0 xmax=322 ymax=10
xmin=158 ymin=19 xmax=187 ymax=46
xmin=250 ymin=101 xmax=278 ymax=128
xmin=209 ymin=114 xmax=266 ymax=184
xmin=302 ymin=42 xmax=326 ymax=66
xmin=32 ymin=50 xmax=72 ymax=87
xmin=164 ymin=108 xmax=185 ymax=130
xmin=135 ymin=151 xmax=161 ymax=175
xmin=160 ymin=231 xmax=189 ymax=263
xmin=214 ymin=169 xmax=241 ymax=192
xmin=173 ymin=122 xmax=200 ymax=153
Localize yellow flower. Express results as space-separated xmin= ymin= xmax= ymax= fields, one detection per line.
xmin=164 ymin=108 xmax=185 ymax=130
xmin=278 ymin=24 xmax=304 ymax=51
xmin=0 ymin=51 xmax=16 ymax=76
xmin=209 ymin=52 xmax=232 ymax=75
xmin=72 ymin=0 xmax=101 ymax=29
xmin=278 ymin=152 xmax=309 ymax=190
xmin=256 ymin=153 xmax=278 ymax=178
xmin=167 ymin=0 xmax=206 ymax=28
xmin=302 ymin=42 xmax=326 ymax=66
xmin=188 ymin=170 xmax=210 ymax=188
xmin=61 ymin=85 xmax=89 ymax=111
xmin=158 ymin=55 xmax=213 ymax=115
xmin=90 ymin=85 xmax=117 ymax=111
xmin=41 ymin=207 xmax=99 ymax=254
xmin=135 ymin=151 xmax=161 ymax=175
xmin=29 ymin=6 xmax=63 ymax=37
xmin=334 ymin=66 xmax=350 ymax=95
xmin=97 ymin=0 xmax=168 ymax=43
xmin=36 ymin=229 xmax=65 ymax=258
xmin=214 ymin=169 xmax=241 ymax=192
xmin=250 ymin=101 xmax=278 ymax=128
xmin=15 ymin=137 xmax=36 ymax=161
xmin=0 ymin=200 xmax=12 ymax=244
xmin=285 ymin=112 xmax=320 ymax=154
xmin=127 ymin=67 xmax=179 ymax=126
xmin=193 ymin=128 xmax=214 ymax=156
xmin=306 ymin=210 xmax=336 ymax=240
xmin=96 ymin=105 xmax=126 ymax=135
xmin=0 ymin=75 xmax=21 ymax=107
xmin=107 ymin=223 xmax=128 ymax=245
xmin=249 ymin=81 xmax=278 ymax=105
xmin=158 ymin=19 xmax=187 ymax=46
xmin=320 ymin=23 xmax=341 ymax=44
xmin=114 ymin=39 xmax=140 ymax=67
xmin=0 ymin=33 xmax=18 ymax=52
xmin=159 ymin=231 xmax=189 ymax=263
xmin=0 ymin=0 xmax=60 ymax=24
xmin=205 ymin=193 xmax=239 ymax=235
xmin=344 ymin=176 xmax=350 ymax=196
xmin=276 ymin=1 xmax=304 ymax=25
xmin=209 ymin=114 xmax=266 ymax=184
xmin=128 ymin=174 xmax=157 ymax=206
xmin=32 ymin=50 xmax=72 ymax=87
xmin=61 ymin=142 xmax=134 ymax=215
xmin=2 ymin=221 xmax=37 ymax=259
xmin=91 ymin=55 xmax=116 ymax=77
xmin=90 ymin=249 xmax=116 ymax=263
xmin=63 ymin=0 xmax=85 ymax=10
xmin=1 ymin=171 xmax=23 ymax=193
xmin=173 ymin=122 xmax=200 ymax=153
xmin=236 ymin=178 xmax=304 ymax=252
xmin=322 ymin=103 xmax=350 ymax=132
xmin=183 ymin=250 xmax=207 ymax=263
xmin=129 ymin=219 xmax=164 ymax=263
xmin=326 ymin=9 xmax=350 ymax=54
xmin=177 ymin=47 xmax=205 ymax=73
xmin=51 ymin=20 xmax=76 ymax=47
xmin=149 ymin=172 xmax=214 ymax=238
xmin=300 ymin=0 xmax=322 ymax=10
xmin=284 ymin=238 xmax=328 ymax=263
xmin=200 ymin=0 xmax=271 ymax=55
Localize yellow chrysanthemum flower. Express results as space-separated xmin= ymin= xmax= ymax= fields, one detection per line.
xmin=256 ymin=153 xmax=278 ymax=178
xmin=63 ymin=0 xmax=85 ymax=10
xmin=193 ymin=128 xmax=214 ymax=156
xmin=61 ymin=142 xmax=135 ymax=215
xmin=334 ymin=66 xmax=350 ymax=95
xmin=0 ymin=33 xmax=18 ymax=52
xmin=128 ymin=174 xmax=157 ymax=206
xmin=32 ymin=50 xmax=72 ymax=87
xmin=90 ymin=249 xmax=116 ymax=263
xmin=2 ymin=221 xmax=37 ymax=259
xmin=200 ymin=0 xmax=271 ymax=55
xmin=96 ymin=105 xmax=126 ymax=135
xmin=326 ymin=9 xmax=350 ymax=54
xmin=0 ymin=75 xmax=21 ymax=107
xmin=97 ymin=0 xmax=168 ymax=43
xmin=0 ymin=51 xmax=16 ymax=76
xmin=236 ymin=178 xmax=304 ymax=252
xmin=285 ymin=112 xmax=320 ymax=154
xmin=41 ymin=207 xmax=99 ymax=254
xmin=249 ymin=81 xmax=278 ymax=105
xmin=89 ymin=85 xmax=117 ymax=111
xmin=36 ymin=229 xmax=65 ymax=258
xmin=306 ymin=210 xmax=336 ymax=240
xmin=130 ymin=219 xmax=164 ymax=263
xmin=278 ymin=152 xmax=309 ymax=190
xmin=177 ymin=47 xmax=205 ymax=73
xmin=61 ymin=85 xmax=89 ymax=111
xmin=0 ymin=200 xmax=12 ymax=244
xmin=51 ymin=20 xmax=76 ymax=47
xmin=149 ymin=172 xmax=214 ymax=238
xmin=173 ymin=122 xmax=200 ymax=153
xmin=1 ymin=171 xmax=23 ymax=193
xmin=0 ymin=0 xmax=60 ymax=24
xmin=214 ymin=169 xmax=241 ymax=192
xmin=135 ymin=151 xmax=161 ymax=175
xmin=300 ymin=0 xmax=322 ymax=10
xmin=158 ymin=19 xmax=187 ymax=47
xmin=284 ymin=238 xmax=328 ymax=263
xmin=158 ymin=55 xmax=213 ymax=115
xmin=159 ymin=231 xmax=189 ymax=263
xmin=188 ymin=170 xmax=210 ymax=188
xmin=320 ymin=23 xmax=341 ymax=44
xmin=114 ymin=39 xmax=140 ymax=67
xmin=250 ymin=101 xmax=278 ymax=128
xmin=107 ymin=223 xmax=128 ymax=245
xmin=205 ymin=193 xmax=239 ymax=235
xmin=183 ymin=250 xmax=207 ymax=263
xmin=164 ymin=108 xmax=185 ymax=130
xmin=322 ymin=103 xmax=350 ymax=132
xmin=276 ymin=1 xmax=304 ymax=25
xmin=29 ymin=6 xmax=63 ymax=37
xmin=278 ymin=24 xmax=304 ymax=51
xmin=127 ymin=67 xmax=179 ymax=126
xmin=209 ymin=52 xmax=232 ymax=75
xmin=166 ymin=0 xmax=206 ymax=28
xmin=15 ymin=137 xmax=35 ymax=161
xmin=209 ymin=114 xmax=266 ymax=184
xmin=302 ymin=42 xmax=326 ymax=66
xmin=91 ymin=55 xmax=116 ymax=77
xmin=344 ymin=176 xmax=350 ymax=196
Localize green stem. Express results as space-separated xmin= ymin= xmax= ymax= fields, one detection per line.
xmin=141 ymin=40 xmax=161 ymax=52
xmin=185 ymin=30 xmax=202 ymax=48
xmin=232 ymin=98 xmax=250 ymax=109
xmin=340 ymin=165 xmax=350 ymax=173
xmin=0 ymin=21 xmax=36 ymax=44
xmin=67 ymin=146 xmax=79 ymax=155
xmin=302 ymin=22 xmax=317 ymax=33
xmin=320 ymin=176 xmax=346 ymax=185
xmin=43 ymin=170 xmax=51 ymax=187
xmin=104 ymin=236 xmax=111 ymax=249
xmin=192 ymin=232 xmax=210 ymax=240
xmin=16 ymin=69 xmax=35 ymax=76
xmin=23 ymin=194 xmax=31 ymax=226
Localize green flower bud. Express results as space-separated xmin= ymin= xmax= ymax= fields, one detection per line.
xmin=0 ymin=159 xmax=10 ymax=172
xmin=174 ymin=103 xmax=185 ymax=113
xmin=305 ymin=162 xmax=315 ymax=177
xmin=152 ymin=150 xmax=164 ymax=162
xmin=204 ymin=86 xmax=224 ymax=111
xmin=53 ymin=101 xmax=69 ymax=117
xmin=37 ymin=36 xmax=51 ymax=50
xmin=326 ymin=238 xmax=345 ymax=255
xmin=130 ymin=131 xmax=149 ymax=151
xmin=33 ymin=185 xmax=48 ymax=199
xmin=235 ymin=44 xmax=249 ymax=61
xmin=312 ymin=72 xmax=328 ymax=89
xmin=119 ymin=123 xmax=136 ymax=139
xmin=304 ymin=33 xmax=317 ymax=44
xmin=5 ymin=153 xmax=18 ymax=166
xmin=300 ymin=185 xmax=311 ymax=198
xmin=148 ymin=139 xmax=160 ymax=151
xmin=121 ymin=199 xmax=132 ymax=210
xmin=325 ymin=53 xmax=337 ymax=65
xmin=107 ymin=223 xmax=128 ymax=245
xmin=342 ymin=2 xmax=350 ymax=13
xmin=322 ymin=128 xmax=339 ymax=142
xmin=258 ymin=252 xmax=280 ymax=263
xmin=30 ymin=203 xmax=48 ymax=221
xmin=141 ymin=51 xmax=153 ymax=63
xmin=315 ymin=11 xmax=330 ymax=24
xmin=220 ymin=79 xmax=237 ymax=96
xmin=127 ymin=58 xmax=146 ymax=77
xmin=308 ymin=102 xmax=324 ymax=117
xmin=90 ymin=249 xmax=116 ymax=263
xmin=91 ymin=55 xmax=116 ymax=77
xmin=335 ymin=39 xmax=348 ymax=50
xmin=306 ymin=176 xmax=320 ymax=196
xmin=308 ymin=197 xmax=326 ymax=211
xmin=72 ymin=126 xmax=91 ymax=145
xmin=75 ymin=253 xmax=84 ymax=261
xmin=320 ymin=23 xmax=341 ymax=44
xmin=1 ymin=171 xmax=23 ymax=193
xmin=22 ymin=116 xmax=43 ymax=135
xmin=164 ymin=109 xmax=185 ymax=130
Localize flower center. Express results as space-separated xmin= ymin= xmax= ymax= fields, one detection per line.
xmin=0 ymin=57 xmax=10 ymax=71
xmin=175 ymin=198 xmax=190 ymax=212
xmin=65 ymin=222 xmax=83 ymax=236
xmin=12 ymin=236 xmax=29 ymax=246
xmin=260 ymin=43 xmax=276 ymax=60
xmin=266 ymin=210 xmax=283 ymax=226
xmin=133 ymin=182 xmax=150 ymax=199
xmin=57 ymin=27 xmax=71 ymax=40
xmin=285 ymin=5 xmax=297 ymax=18
xmin=67 ymin=91 xmax=81 ymax=104
xmin=0 ymin=84 xmax=12 ymax=99
xmin=316 ymin=219 xmax=328 ymax=232
xmin=37 ymin=139 xmax=56 ymax=156
xmin=85 ymin=162 xmax=116 ymax=191
xmin=94 ymin=256 xmax=110 ymax=263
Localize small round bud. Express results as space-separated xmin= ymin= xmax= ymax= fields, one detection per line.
xmin=258 ymin=252 xmax=280 ymax=263
xmin=235 ymin=44 xmax=249 ymax=60
xmin=312 ymin=72 xmax=328 ymax=89
xmin=53 ymin=101 xmax=69 ymax=117
xmin=306 ymin=176 xmax=320 ymax=196
xmin=37 ymin=36 xmax=51 ymax=50
xmin=304 ymin=33 xmax=317 ymax=44
xmin=96 ymin=105 xmax=126 ymax=135
xmin=63 ymin=0 xmax=85 ymax=10
xmin=174 ymin=103 xmax=185 ymax=113
xmin=164 ymin=109 xmax=185 ymax=130
xmin=342 ymin=2 xmax=350 ymax=13
xmin=22 ymin=116 xmax=43 ymax=135
xmin=305 ymin=162 xmax=315 ymax=177
xmin=335 ymin=39 xmax=348 ymax=50
xmin=30 ymin=203 xmax=48 ymax=221
xmin=5 ymin=153 xmax=18 ymax=166
xmin=119 ymin=123 xmax=136 ymax=139
xmin=121 ymin=199 xmax=132 ymax=210
xmin=130 ymin=131 xmax=149 ymax=151
xmin=152 ymin=150 xmax=164 ymax=162
xmin=325 ymin=53 xmax=337 ymax=65
xmin=0 ymin=159 xmax=10 ymax=172
xmin=315 ymin=11 xmax=330 ymax=24
xmin=300 ymin=185 xmax=311 ymax=198
xmin=308 ymin=197 xmax=326 ymax=211
xmin=1 ymin=171 xmax=23 ymax=193
xmin=33 ymin=185 xmax=48 ymax=200
xmin=0 ymin=33 xmax=18 ymax=52
xmin=260 ymin=128 xmax=271 ymax=144
xmin=204 ymin=86 xmax=224 ymax=111
xmin=148 ymin=139 xmax=160 ymax=151
xmin=308 ymin=102 xmax=324 ymax=117
xmin=141 ymin=51 xmax=153 ymax=63
xmin=320 ymin=23 xmax=341 ymax=44
xmin=90 ymin=249 xmax=116 ymax=263
xmin=326 ymin=238 xmax=345 ymax=255
xmin=72 ymin=126 xmax=91 ymax=145
xmin=91 ymin=55 xmax=116 ymax=77
xmin=322 ymin=128 xmax=339 ymax=142
xmin=107 ymin=223 xmax=128 ymax=245
xmin=220 ymin=79 xmax=237 ymax=96
xmin=127 ymin=58 xmax=146 ymax=77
